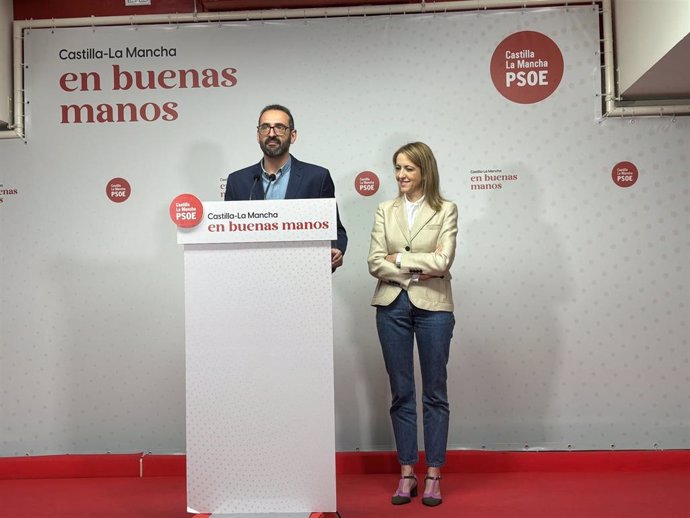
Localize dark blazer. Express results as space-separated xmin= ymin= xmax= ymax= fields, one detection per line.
xmin=224 ymin=155 xmax=348 ymax=254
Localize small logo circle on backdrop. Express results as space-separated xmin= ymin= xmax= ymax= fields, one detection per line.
xmin=169 ymin=193 xmax=203 ymax=228
xmin=106 ymin=178 xmax=131 ymax=203
xmin=612 ymin=161 xmax=638 ymax=188
xmin=355 ymin=171 xmax=380 ymax=197
xmin=490 ymin=31 xmax=564 ymax=104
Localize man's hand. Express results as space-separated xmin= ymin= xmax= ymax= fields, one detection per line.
xmin=331 ymin=248 xmax=344 ymax=271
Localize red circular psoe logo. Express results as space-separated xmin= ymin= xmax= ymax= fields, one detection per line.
xmin=355 ymin=171 xmax=380 ymax=197
xmin=490 ymin=31 xmax=564 ymax=104
xmin=612 ymin=161 xmax=638 ymax=188
xmin=169 ymin=193 xmax=203 ymax=228
xmin=106 ymin=177 xmax=131 ymax=203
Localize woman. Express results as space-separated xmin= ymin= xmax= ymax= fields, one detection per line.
xmin=368 ymin=142 xmax=457 ymax=507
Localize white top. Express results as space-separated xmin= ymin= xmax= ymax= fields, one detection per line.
xmin=404 ymin=194 xmax=425 ymax=230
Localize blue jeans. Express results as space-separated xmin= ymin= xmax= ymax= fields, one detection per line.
xmin=376 ymin=290 xmax=455 ymax=468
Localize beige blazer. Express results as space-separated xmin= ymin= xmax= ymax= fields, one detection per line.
xmin=368 ymin=197 xmax=458 ymax=312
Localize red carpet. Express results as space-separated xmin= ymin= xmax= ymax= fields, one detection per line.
xmin=1 ymin=451 xmax=688 ymax=518
xmin=336 ymin=471 xmax=690 ymax=518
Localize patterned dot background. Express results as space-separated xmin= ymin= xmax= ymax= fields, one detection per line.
xmin=0 ymin=4 xmax=688 ymax=477
xmin=184 ymin=242 xmax=335 ymax=513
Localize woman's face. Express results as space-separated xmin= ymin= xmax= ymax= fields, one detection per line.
xmin=395 ymin=152 xmax=423 ymax=201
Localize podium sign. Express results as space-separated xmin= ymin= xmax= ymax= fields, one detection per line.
xmin=180 ymin=199 xmax=337 ymax=516
xmin=177 ymin=199 xmax=337 ymax=244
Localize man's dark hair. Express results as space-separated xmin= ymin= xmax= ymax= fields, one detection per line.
xmin=259 ymin=104 xmax=295 ymax=130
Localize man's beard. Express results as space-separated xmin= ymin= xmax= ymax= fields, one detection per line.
xmin=260 ymin=137 xmax=290 ymax=157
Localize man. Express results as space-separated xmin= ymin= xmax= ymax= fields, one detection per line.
xmin=224 ymin=104 xmax=348 ymax=270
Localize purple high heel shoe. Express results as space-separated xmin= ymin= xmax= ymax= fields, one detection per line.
xmin=391 ymin=474 xmax=417 ymax=505
xmin=422 ymin=475 xmax=442 ymax=506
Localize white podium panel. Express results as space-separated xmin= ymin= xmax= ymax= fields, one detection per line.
xmin=185 ymin=241 xmax=336 ymax=514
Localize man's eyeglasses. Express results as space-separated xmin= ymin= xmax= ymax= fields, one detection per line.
xmin=257 ymin=123 xmax=292 ymax=136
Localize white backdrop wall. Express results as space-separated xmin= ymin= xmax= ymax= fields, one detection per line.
xmin=1 ymin=6 xmax=688 ymax=456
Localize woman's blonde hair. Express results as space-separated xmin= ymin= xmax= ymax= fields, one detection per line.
xmin=393 ymin=141 xmax=445 ymax=211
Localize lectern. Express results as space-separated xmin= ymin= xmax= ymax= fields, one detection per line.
xmin=178 ymin=198 xmax=337 ymax=517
